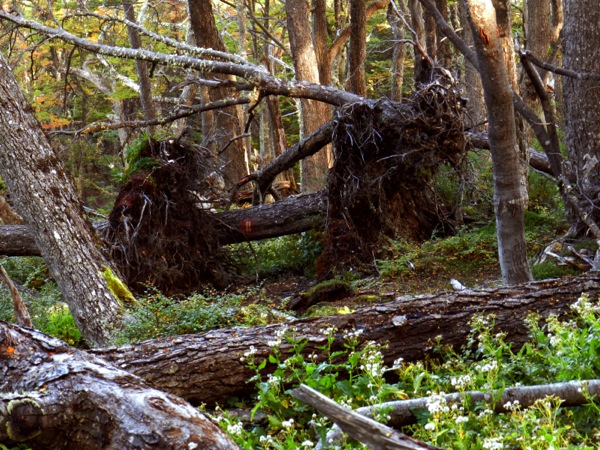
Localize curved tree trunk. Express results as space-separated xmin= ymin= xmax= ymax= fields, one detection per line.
xmin=0 ymin=55 xmax=122 ymax=347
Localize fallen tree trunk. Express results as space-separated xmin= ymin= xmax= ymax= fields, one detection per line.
xmin=91 ymin=272 xmax=600 ymax=406
xmin=0 ymin=192 xmax=327 ymax=257
xmin=0 ymin=322 xmax=238 ymax=449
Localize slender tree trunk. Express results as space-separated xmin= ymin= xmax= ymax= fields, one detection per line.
xmin=522 ymin=0 xmax=552 ymax=115
xmin=388 ymin=0 xmax=407 ymax=101
xmin=346 ymin=0 xmax=368 ymax=96
xmin=434 ymin=0 xmax=452 ymax=68
xmin=187 ymin=0 xmax=249 ymax=187
xmin=492 ymin=0 xmax=529 ymax=205
xmin=466 ymin=0 xmax=532 ymax=284
xmin=313 ymin=0 xmax=331 ymax=86
xmin=459 ymin=0 xmax=486 ymax=130
xmin=0 ymin=55 xmax=122 ymax=347
xmin=122 ymin=0 xmax=157 ymax=133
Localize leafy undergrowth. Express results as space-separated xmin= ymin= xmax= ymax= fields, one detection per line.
xmin=213 ymin=295 xmax=600 ymax=449
xmin=1 ymin=200 xmax=594 ymax=449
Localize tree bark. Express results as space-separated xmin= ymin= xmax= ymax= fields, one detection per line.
xmin=562 ymin=0 xmax=600 ymax=234
xmin=466 ymin=0 xmax=531 ymax=285
xmin=187 ymin=0 xmax=249 ymax=187
xmin=0 ymin=322 xmax=238 ymax=449
xmin=291 ymin=385 xmax=442 ymax=450
xmin=346 ymin=0 xmax=368 ymax=96
xmin=458 ymin=0 xmax=486 ymax=130
xmin=123 ymin=0 xmax=157 ymax=133
xmin=0 ymin=55 xmax=122 ymax=347
xmin=285 ymin=0 xmax=332 ymax=192
xmin=387 ymin=1 xmax=408 ymax=101
xmin=91 ymin=271 xmax=600 ymax=406
xmin=0 ymin=192 xmax=328 ymax=256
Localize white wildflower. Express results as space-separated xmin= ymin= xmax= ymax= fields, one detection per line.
xmin=226 ymin=422 xmax=243 ymax=436
xmin=483 ymin=437 xmax=504 ymax=450
xmin=451 ymin=374 xmax=472 ymax=390
xmin=482 ymin=437 xmax=503 ymax=449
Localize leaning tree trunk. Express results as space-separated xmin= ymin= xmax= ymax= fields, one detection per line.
xmin=0 ymin=322 xmax=238 ymax=449
xmin=92 ymin=271 xmax=600 ymax=405
xmin=0 ymin=55 xmax=122 ymax=347
xmin=466 ymin=0 xmax=531 ymax=285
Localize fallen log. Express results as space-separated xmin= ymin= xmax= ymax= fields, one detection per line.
xmin=0 ymin=322 xmax=238 ymax=449
xmin=91 ymin=271 xmax=600 ymax=406
xmin=0 ymin=192 xmax=327 ymax=257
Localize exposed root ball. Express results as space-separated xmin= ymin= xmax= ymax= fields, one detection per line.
xmin=103 ymin=138 xmax=229 ymax=294
xmin=319 ymin=70 xmax=467 ymax=276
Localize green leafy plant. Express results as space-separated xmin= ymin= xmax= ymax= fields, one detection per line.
xmin=233 ymin=231 xmax=322 ymax=278
xmin=112 ymin=287 xmax=287 ymax=345
xmin=215 ymin=295 xmax=600 ymax=449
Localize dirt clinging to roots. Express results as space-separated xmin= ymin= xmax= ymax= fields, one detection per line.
xmin=103 ymin=138 xmax=229 ymax=294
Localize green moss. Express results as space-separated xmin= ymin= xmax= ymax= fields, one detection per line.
xmin=305 ymin=304 xmax=354 ymax=317
xmin=353 ymin=294 xmax=380 ymax=303
xmin=302 ymin=279 xmax=353 ymax=304
xmin=101 ymin=266 xmax=136 ymax=307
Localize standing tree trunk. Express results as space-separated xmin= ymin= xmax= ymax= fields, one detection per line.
xmin=0 ymin=55 xmax=122 ymax=347
xmin=187 ymin=0 xmax=249 ymax=187
xmin=458 ymin=0 xmax=486 ymax=130
xmin=466 ymin=0 xmax=532 ymax=284
xmin=286 ymin=0 xmax=332 ymax=192
xmin=387 ymin=0 xmax=408 ymax=101
xmin=123 ymin=0 xmax=157 ymax=134
xmin=346 ymin=0 xmax=368 ymax=96
xmin=562 ymin=0 xmax=600 ymax=235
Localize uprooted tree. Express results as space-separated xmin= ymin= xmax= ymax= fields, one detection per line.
xmin=0 ymin=9 xmax=472 ymax=304
xmin=1 ymin=0 xmax=599 ymax=340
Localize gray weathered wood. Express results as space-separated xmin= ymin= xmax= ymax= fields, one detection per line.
xmin=291 ymin=384 xmax=442 ymax=450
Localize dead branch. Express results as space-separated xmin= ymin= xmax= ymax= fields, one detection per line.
xmin=291 ymin=384 xmax=442 ymax=450
xmin=320 ymin=380 xmax=600 ymax=446
xmin=0 ymin=263 xmax=32 ymax=328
